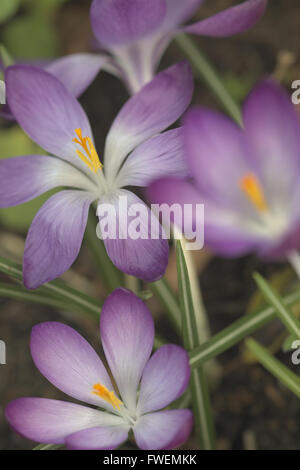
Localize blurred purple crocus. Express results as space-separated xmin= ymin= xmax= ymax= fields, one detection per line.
xmin=5 ymin=288 xmax=192 ymax=450
xmin=87 ymin=0 xmax=268 ymax=94
xmin=0 ymin=61 xmax=193 ymax=288
xmin=148 ymin=79 xmax=300 ymax=261
xmin=0 ymin=0 xmax=267 ymax=120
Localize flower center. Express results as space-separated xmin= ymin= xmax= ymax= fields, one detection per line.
xmin=73 ymin=128 xmax=103 ymax=174
xmin=92 ymin=382 xmax=123 ymax=411
xmin=239 ymin=172 xmax=268 ymax=213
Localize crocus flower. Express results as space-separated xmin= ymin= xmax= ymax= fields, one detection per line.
xmin=87 ymin=0 xmax=267 ymax=94
xmin=0 ymin=61 xmax=193 ymax=288
xmin=148 ymin=79 xmax=300 ymax=261
xmin=5 ymin=288 xmax=192 ymax=450
xmin=0 ymin=0 xmax=267 ymax=121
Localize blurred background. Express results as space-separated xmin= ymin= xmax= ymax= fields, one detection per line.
xmin=1 ymin=0 xmax=300 ymax=450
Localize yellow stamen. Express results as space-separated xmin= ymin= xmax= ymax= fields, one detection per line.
xmin=239 ymin=172 xmax=268 ymax=212
xmin=73 ymin=128 xmax=103 ymax=173
xmin=92 ymin=383 xmax=123 ymax=410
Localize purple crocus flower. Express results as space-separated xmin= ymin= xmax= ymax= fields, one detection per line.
xmin=148 ymin=79 xmax=300 ymax=261
xmin=0 ymin=61 xmax=193 ymax=288
xmin=87 ymin=0 xmax=268 ymax=94
xmin=5 ymin=288 xmax=192 ymax=450
xmin=0 ymin=0 xmax=267 ymax=120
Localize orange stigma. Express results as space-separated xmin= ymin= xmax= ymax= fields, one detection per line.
xmin=92 ymin=383 xmax=123 ymax=410
xmin=239 ymin=173 xmax=268 ymax=213
xmin=73 ymin=128 xmax=103 ymax=173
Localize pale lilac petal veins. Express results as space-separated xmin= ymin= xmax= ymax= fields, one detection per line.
xmin=137 ymin=345 xmax=190 ymax=414
xmin=98 ymin=190 xmax=169 ymax=282
xmin=104 ymin=61 xmax=193 ymax=183
xmin=23 ymin=190 xmax=95 ymax=289
xmin=30 ymin=322 xmax=116 ymax=410
xmin=243 ymin=79 xmax=300 ymax=215
xmin=66 ymin=425 xmax=129 ymax=450
xmin=116 ymin=128 xmax=188 ymax=188
xmin=0 ymin=155 xmax=97 ymax=208
xmin=100 ymin=288 xmax=154 ymax=412
xmin=134 ymin=409 xmax=193 ymax=450
xmin=90 ymin=0 xmax=166 ymax=47
xmin=163 ymin=0 xmax=204 ymax=29
xmin=5 ymin=65 xmax=96 ymax=177
xmin=5 ymin=398 xmax=124 ymax=444
xmin=184 ymin=0 xmax=268 ymax=37
xmin=45 ymin=53 xmax=107 ymax=98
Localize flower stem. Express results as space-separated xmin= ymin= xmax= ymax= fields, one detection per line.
xmin=176 ymin=240 xmax=215 ymax=450
xmin=287 ymin=250 xmax=300 ymax=279
xmin=175 ymin=33 xmax=243 ymax=126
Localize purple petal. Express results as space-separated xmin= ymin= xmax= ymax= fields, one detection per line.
xmin=243 ymin=79 xmax=300 ymax=198
xmin=116 ymin=128 xmax=188 ymax=187
xmin=45 ymin=53 xmax=107 ymax=98
xmin=164 ymin=0 xmax=204 ymax=29
xmin=100 ymin=288 xmax=154 ymax=412
xmin=204 ymin=222 xmax=265 ymax=256
xmin=104 ymin=61 xmax=193 ymax=183
xmin=30 ymin=322 xmax=116 ymax=410
xmin=148 ymin=178 xmax=264 ymax=256
xmin=23 ymin=190 xmax=95 ymax=289
xmin=5 ymin=65 xmax=94 ymax=175
xmin=134 ymin=409 xmax=193 ymax=450
xmin=99 ymin=190 xmax=169 ymax=282
xmin=184 ymin=0 xmax=268 ymax=37
xmin=0 ymin=155 xmax=97 ymax=208
xmin=90 ymin=0 xmax=166 ymax=47
xmin=66 ymin=425 xmax=129 ymax=450
xmin=183 ymin=107 xmax=255 ymax=208
xmin=5 ymin=398 xmax=123 ymax=444
xmin=137 ymin=345 xmax=190 ymax=414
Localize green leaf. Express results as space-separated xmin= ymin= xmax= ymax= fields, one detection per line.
xmin=150 ymin=278 xmax=181 ymax=333
xmin=3 ymin=15 xmax=58 ymax=59
xmin=253 ymin=272 xmax=300 ymax=338
xmin=0 ymin=255 xmax=101 ymax=319
xmin=282 ymin=333 xmax=298 ymax=353
xmin=189 ymin=289 xmax=300 ymax=369
xmin=0 ymin=43 xmax=15 ymax=67
xmin=33 ymin=443 xmax=64 ymax=450
xmin=175 ymin=34 xmax=242 ymax=126
xmin=246 ymin=338 xmax=300 ymax=398
xmin=0 ymin=0 xmax=20 ymax=23
xmin=85 ymin=216 xmax=123 ymax=293
xmin=176 ymin=240 xmax=215 ymax=450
